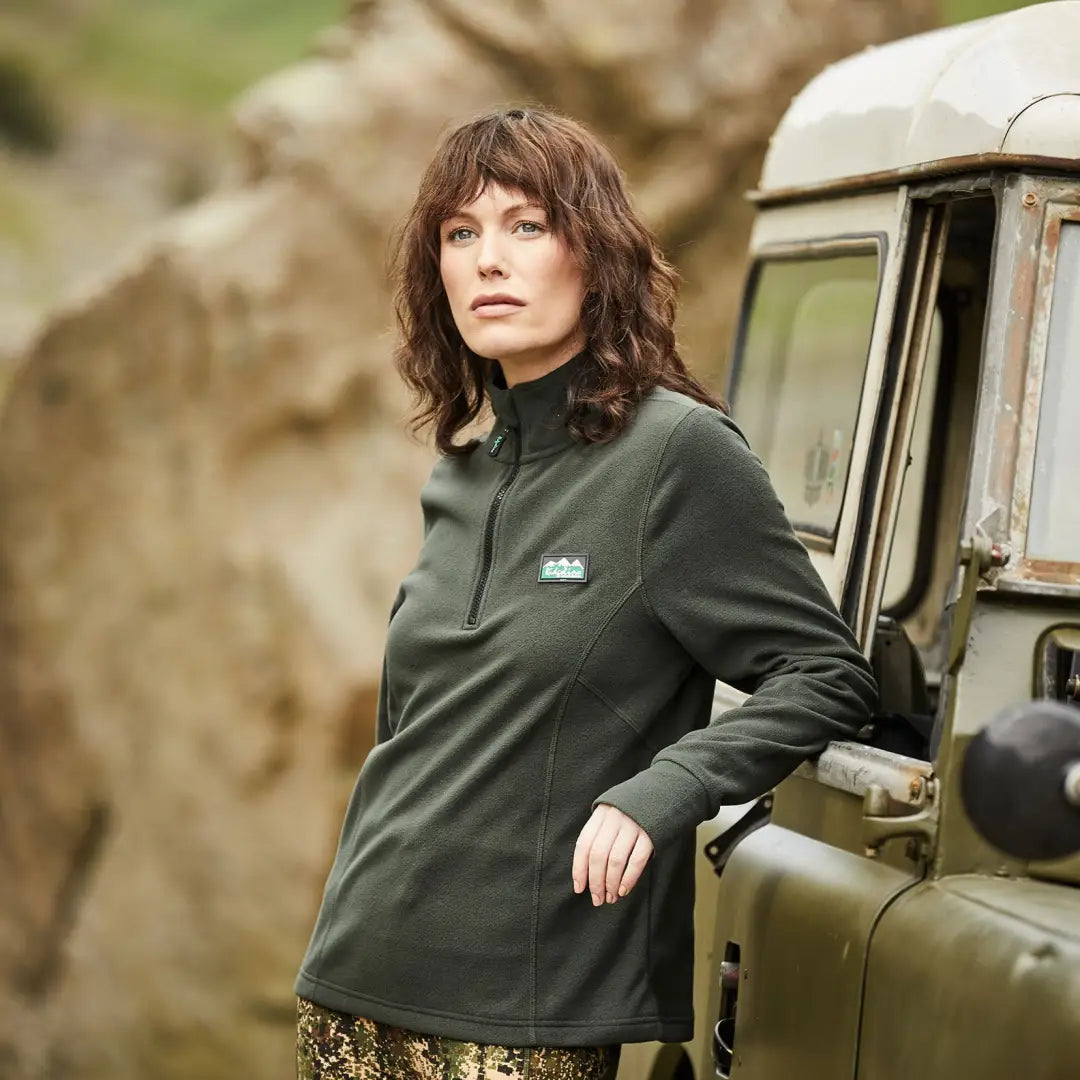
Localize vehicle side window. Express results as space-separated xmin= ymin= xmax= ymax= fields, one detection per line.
xmin=729 ymin=245 xmax=880 ymax=547
xmin=882 ymin=310 xmax=944 ymax=610
xmin=1028 ymin=219 xmax=1080 ymax=563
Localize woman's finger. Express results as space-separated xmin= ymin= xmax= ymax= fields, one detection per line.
xmin=604 ymin=823 xmax=639 ymax=902
xmin=588 ymin=813 xmax=621 ymax=905
xmin=616 ymin=830 xmax=654 ymax=897
xmin=572 ymin=805 xmax=606 ymax=894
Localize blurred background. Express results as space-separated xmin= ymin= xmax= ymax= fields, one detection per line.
xmin=0 ymin=1 xmax=1047 ymax=1077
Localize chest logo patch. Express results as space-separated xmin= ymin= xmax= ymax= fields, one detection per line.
xmin=538 ymin=553 xmax=589 ymax=583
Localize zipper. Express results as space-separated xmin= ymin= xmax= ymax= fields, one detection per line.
xmin=466 ymin=426 xmax=519 ymax=626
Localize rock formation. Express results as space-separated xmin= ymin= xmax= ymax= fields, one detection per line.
xmin=0 ymin=1 xmax=936 ymax=1076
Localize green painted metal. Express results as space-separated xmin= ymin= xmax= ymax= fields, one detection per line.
xmin=857 ymin=876 xmax=1080 ymax=1080
xmin=703 ymin=823 xmax=920 ymax=1080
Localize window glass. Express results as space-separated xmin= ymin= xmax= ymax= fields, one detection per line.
xmin=1029 ymin=221 xmax=1080 ymax=562
xmin=882 ymin=311 xmax=943 ymax=609
xmin=731 ymin=249 xmax=880 ymax=542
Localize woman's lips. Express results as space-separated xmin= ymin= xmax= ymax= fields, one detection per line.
xmin=472 ymin=301 xmax=525 ymax=318
xmin=470 ymin=294 xmax=526 ymax=318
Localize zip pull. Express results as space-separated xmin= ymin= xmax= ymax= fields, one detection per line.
xmin=489 ymin=426 xmax=510 ymax=458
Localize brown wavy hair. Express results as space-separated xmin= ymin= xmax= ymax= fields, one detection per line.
xmin=391 ymin=106 xmax=725 ymax=456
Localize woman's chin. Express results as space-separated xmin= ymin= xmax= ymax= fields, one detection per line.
xmin=464 ymin=332 xmax=540 ymax=363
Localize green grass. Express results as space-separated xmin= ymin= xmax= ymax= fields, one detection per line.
xmin=0 ymin=1 xmax=347 ymax=278
xmin=0 ymin=0 xmax=345 ymax=124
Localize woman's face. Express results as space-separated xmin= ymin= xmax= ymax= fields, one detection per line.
xmin=439 ymin=183 xmax=586 ymax=378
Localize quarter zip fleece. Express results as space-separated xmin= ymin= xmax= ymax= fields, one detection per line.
xmin=294 ymin=351 xmax=877 ymax=1045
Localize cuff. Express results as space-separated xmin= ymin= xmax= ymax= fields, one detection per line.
xmin=591 ymin=759 xmax=712 ymax=849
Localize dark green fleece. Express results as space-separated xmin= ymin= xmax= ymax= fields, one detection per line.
xmin=294 ymin=351 xmax=876 ymax=1046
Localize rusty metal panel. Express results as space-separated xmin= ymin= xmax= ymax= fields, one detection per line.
xmin=965 ymin=175 xmax=1038 ymax=546
xmin=1013 ymin=560 xmax=1080 ymax=589
xmin=961 ymin=178 xmax=1080 ymax=582
xmin=1007 ymin=192 xmax=1069 ymax=551
xmin=1008 ymin=199 xmax=1080 ymax=575
xmin=751 ymin=153 xmax=1080 ymax=207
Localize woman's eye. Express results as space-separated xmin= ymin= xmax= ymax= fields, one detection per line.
xmin=446 ymin=227 xmax=474 ymax=242
xmin=514 ymin=220 xmax=544 ymax=235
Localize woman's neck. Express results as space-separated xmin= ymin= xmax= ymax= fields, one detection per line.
xmin=498 ymin=335 xmax=586 ymax=388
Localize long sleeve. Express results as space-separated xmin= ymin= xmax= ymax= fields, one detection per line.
xmin=592 ymin=406 xmax=878 ymax=848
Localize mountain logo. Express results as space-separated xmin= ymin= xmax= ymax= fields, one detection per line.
xmin=537 ymin=553 xmax=589 ymax=583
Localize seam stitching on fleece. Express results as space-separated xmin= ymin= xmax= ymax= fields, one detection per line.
xmin=635 ymin=406 xmax=705 ymax=630
xmin=297 ymin=969 xmax=692 ymax=1028
xmin=653 ymin=755 xmax=713 ymax=807
xmin=528 ymin=579 xmax=643 ymax=1043
xmin=577 ymin=674 xmax=663 ymax=756
xmin=646 ymin=852 xmax=660 ymax=1024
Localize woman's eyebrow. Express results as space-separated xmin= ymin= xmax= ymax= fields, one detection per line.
xmin=442 ymin=209 xmax=477 ymax=227
xmin=502 ymin=202 xmax=545 ymax=218
xmin=442 ymin=202 xmax=546 ymax=228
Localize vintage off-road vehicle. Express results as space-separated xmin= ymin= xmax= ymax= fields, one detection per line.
xmin=622 ymin=4 xmax=1080 ymax=1078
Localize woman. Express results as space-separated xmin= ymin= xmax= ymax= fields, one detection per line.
xmin=294 ymin=107 xmax=877 ymax=1080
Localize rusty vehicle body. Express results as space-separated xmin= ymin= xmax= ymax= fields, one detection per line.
xmin=619 ymin=5 xmax=1080 ymax=1078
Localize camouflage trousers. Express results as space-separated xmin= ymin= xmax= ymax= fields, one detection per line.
xmin=296 ymin=997 xmax=622 ymax=1080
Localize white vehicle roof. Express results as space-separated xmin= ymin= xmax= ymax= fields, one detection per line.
xmin=760 ymin=1 xmax=1080 ymax=199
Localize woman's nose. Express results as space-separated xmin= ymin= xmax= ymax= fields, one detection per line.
xmin=476 ymin=232 xmax=507 ymax=278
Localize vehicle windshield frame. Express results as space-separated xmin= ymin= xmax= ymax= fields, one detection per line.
xmin=1026 ymin=214 xmax=1080 ymax=566
xmin=967 ymin=176 xmax=1080 ymax=597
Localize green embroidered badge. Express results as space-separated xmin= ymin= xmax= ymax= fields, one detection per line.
xmin=538 ymin=553 xmax=589 ymax=583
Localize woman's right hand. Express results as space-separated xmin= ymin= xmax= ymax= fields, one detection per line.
xmin=572 ymin=803 xmax=654 ymax=906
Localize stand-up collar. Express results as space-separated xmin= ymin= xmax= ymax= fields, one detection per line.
xmin=484 ymin=351 xmax=588 ymax=461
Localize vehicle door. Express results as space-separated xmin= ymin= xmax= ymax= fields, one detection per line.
xmin=691 ymin=186 xmax=950 ymax=1080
